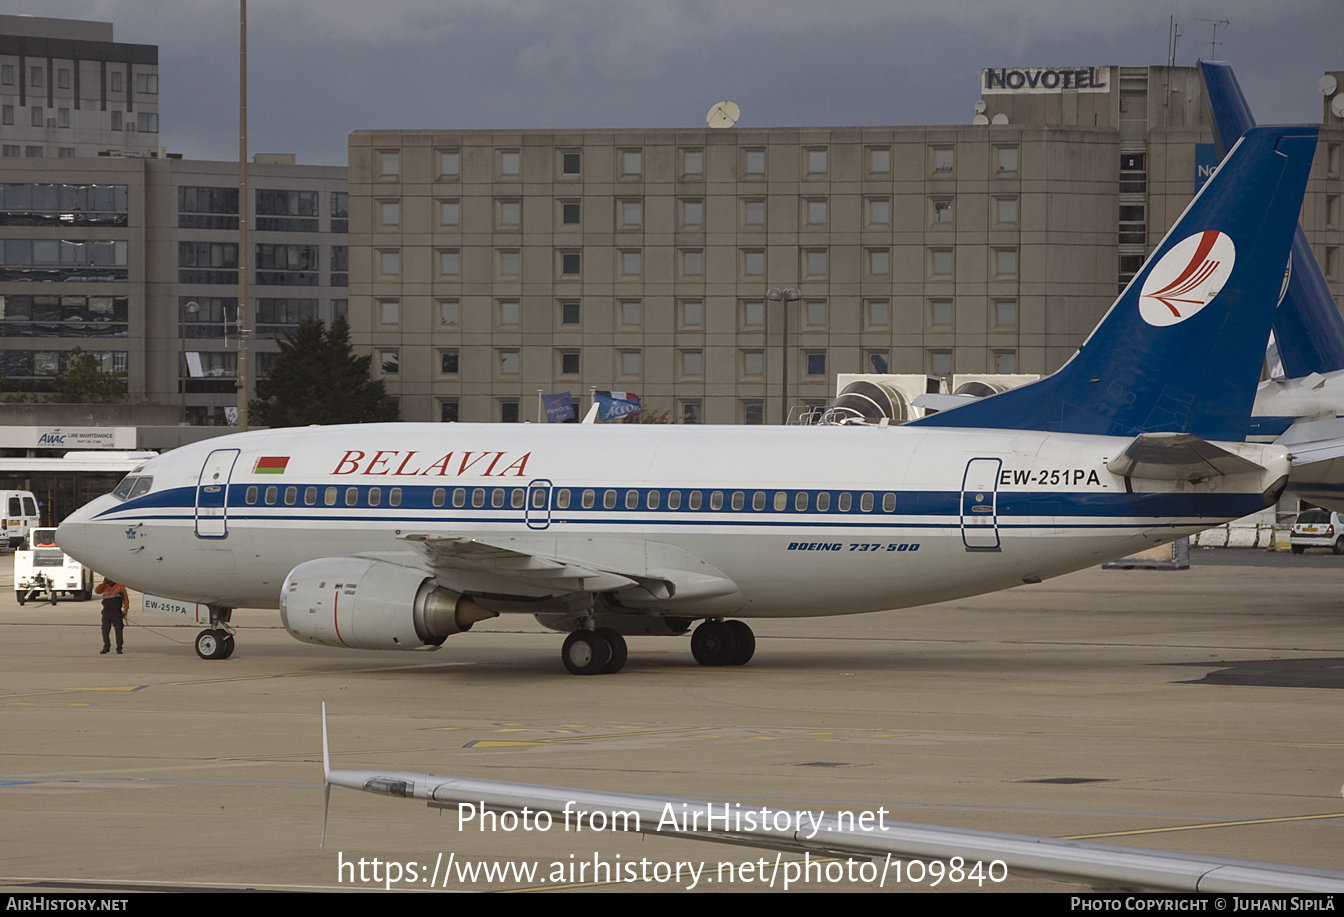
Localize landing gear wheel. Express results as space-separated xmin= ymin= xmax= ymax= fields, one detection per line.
xmin=725 ymin=620 xmax=756 ymax=666
xmin=219 ymin=634 xmax=236 ymax=659
xmin=561 ymin=630 xmax=611 ymax=676
xmin=595 ymin=628 xmax=627 ymax=674
xmin=195 ymin=628 xmax=229 ymax=660
xmin=691 ymin=620 xmax=739 ymax=667
xmin=1291 ymin=544 xmax=1305 ymax=554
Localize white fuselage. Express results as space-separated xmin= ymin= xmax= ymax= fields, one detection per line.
xmin=56 ymin=423 xmax=1287 ymax=620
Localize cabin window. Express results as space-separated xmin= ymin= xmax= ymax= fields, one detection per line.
xmin=795 ymin=492 xmax=808 ymax=512
xmin=389 ymin=488 xmax=402 ymax=507
xmin=774 ymin=492 xmax=787 ymax=511
xmin=689 ymin=491 xmax=702 ymax=510
xmin=883 ymin=493 xmax=896 ymax=513
xmin=325 ymin=487 xmax=337 ymax=506
xmin=710 ymin=491 xmax=723 ymax=510
xmin=838 ymin=492 xmax=852 ymax=512
xmin=604 ymin=490 xmax=617 ymax=510
xmin=285 ymin=486 xmax=297 ymax=505
xmin=264 ymin=486 xmax=277 ymax=505
xmin=129 ymin=478 xmax=153 ymax=499
xmin=368 ymin=487 xmax=381 ymax=507
xmin=582 ymin=489 xmax=595 ymax=509
xmin=345 ymin=488 xmax=358 ymax=506
xmin=512 ymin=488 xmax=525 ymax=509
xmin=667 ymin=491 xmax=681 ymax=510
xmin=556 ymin=489 xmax=571 ymax=509
xmin=492 ymin=489 xmax=505 ymax=508
xmin=647 ymin=490 xmax=660 ymax=510
xmin=472 ymin=489 xmax=485 ymax=507
xmin=753 ymin=492 xmax=766 ymax=511
xmin=817 ymin=492 xmax=831 ymax=512
xmin=731 ymin=492 xmax=745 ymax=511
xmin=626 ymin=490 xmax=639 ymax=509
xmin=306 ymin=487 xmax=317 ymax=506
xmin=245 ymin=486 xmax=258 ymax=505
xmin=861 ymin=493 xmax=874 ymax=512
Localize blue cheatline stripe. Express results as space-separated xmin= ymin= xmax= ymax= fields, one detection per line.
xmin=96 ymin=483 xmax=1266 ymax=524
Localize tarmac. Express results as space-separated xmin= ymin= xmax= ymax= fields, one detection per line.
xmin=1 ymin=547 xmax=1341 ymax=893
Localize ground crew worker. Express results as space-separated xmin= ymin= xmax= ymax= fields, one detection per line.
xmin=95 ymin=577 xmax=128 ymax=655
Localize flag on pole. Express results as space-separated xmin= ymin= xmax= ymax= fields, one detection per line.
xmin=594 ymin=391 xmax=642 ymax=421
xmin=541 ymin=391 xmax=576 ymax=423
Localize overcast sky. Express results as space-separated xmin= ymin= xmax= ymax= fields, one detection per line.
xmin=15 ymin=0 xmax=1342 ymax=166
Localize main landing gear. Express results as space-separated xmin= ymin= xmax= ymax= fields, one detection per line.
xmin=195 ymin=605 xmax=235 ymax=660
xmin=690 ymin=619 xmax=755 ymax=667
xmin=561 ymin=627 xmax=627 ymax=676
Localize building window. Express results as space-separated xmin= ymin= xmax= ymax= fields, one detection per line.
xmin=930 ymin=351 xmax=952 ymax=376
xmin=0 ymin=65 xmax=11 ymax=85
xmin=30 ymin=66 xmax=43 ymax=88
xmin=682 ymin=402 xmax=702 ymax=424
xmin=995 ymin=351 xmax=1018 ymax=373
xmin=500 ymin=351 xmax=520 ymax=374
xmin=440 ymin=300 xmax=460 ymax=325
xmin=743 ymin=351 xmax=764 ymax=376
xmin=743 ymin=301 xmax=765 ymax=327
xmin=995 ymin=300 xmax=1018 ymax=326
xmin=621 ymin=201 xmax=642 ymax=226
xmin=380 ymin=301 xmax=400 ymax=325
xmin=562 ymin=201 xmax=581 ymax=225
xmin=622 ymin=150 xmax=642 ymax=175
xmin=869 ymin=250 xmax=890 ymax=275
xmin=806 ymin=301 xmax=826 ymax=327
xmin=332 ymin=300 xmax=349 ymax=323
xmin=1119 ymin=204 xmax=1146 ymax=244
xmin=500 ymin=200 xmax=521 ymax=227
xmin=996 ymin=249 xmax=1018 ymax=276
xmin=560 ymin=351 xmax=580 ymax=375
xmin=380 ymin=151 xmax=399 ymax=176
xmin=806 ymin=353 xmax=827 ymax=376
xmin=441 ymin=250 xmax=461 ymax=275
xmin=743 ymin=401 xmax=764 ymax=425
xmin=136 ymin=72 xmax=157 ymax=94
xmin=380 ymin=201 xmax=400 ymax=225
xmin=682 ymin=251 xmax=703 ymax=276
xmin=869 ymin=199 xmax=891 ymax=224
xmin=1 ymin=105 xmax=11 ymax=126
xmin=621 ymin=351 xmax=642 ymax=376
xmin=55 ymin=68 xmax=70 ymax=89
xmin=744 ymin=251 xmax=765 ymax=276
xmin=110 ymin=110 xmax=121 ymax=131
xmin=1 ymin=145 xmax=17 ymax=157
xmin=807 ymin=200 xmax=827 ymax=224
xmin=931 ymin=301 xmax=953 ymax=327
xmin=682 ymin=200 xmax=704 ymax=225
xmin=870 ymin=148 xmax=891 ymax=173
xmin=440 ymin=151 xmax=460 ymax=176
xmin=57 ymin=108 xmax=70 ymax=129
xmin=380 ymin=350 xmax=399 ymax=374
xmin=933 ymin=199 xmax=954 ymax=223
xmin=682 ymin=351 xmax=704 ymax=376
xmin=501 ymin=401 xmax=520 ymax=423
xmin=58 ymin=147 xmax=74 ymax=158
xmin=931 ymin=250 xmax=953 ymax=276
xmin=997 ymin=147 xmax=1019 ymax=172
xmin=109 ymin=71 xmax=122 ymax=93
xmin=621 ymin=301 xmax=641 ymax=326
xmin=1120 ymin=152 xmax=1147 ymax=193
xmin=933 ymin=148 xmax=954 ymax=173
xmin=500 ymin=301 xmax=521 ymax=325
xmin=441 ymin=201 xmax=460 ymax=225
xmin=1119 ymin=253 xmax=1145 ymax=291
xmin=500 ymin=251 xmax=520 ymax=276
xmin=441 ymin=400 xmax=460 ymax=422
xmin=621 ymin=251 xmax=641 ymax=276
xmin=31 ymin=107 xmax=43 ymax=128
xmin=807 ymin=149 xmax=827 ymax=174
xmin=380 ymin=251 xmax=400 ymax=275
xmin=805 ymin=250 xmax=828 ymax=277
xmin=745 ymin=149 xmax=765 ymax=175
xmin=561 ymin=301 xmax=580 ymax=325
xmin=562 ymin=151 xmax=581 ymax=175
xmin=500 ymin=151 xmax=520 ymax=175
xmin=561 ymin=251 xmax=581 ymax=276
xmin=744 ymin=200 xmax=765 ymax=226
xmin=868 ymin=300 xmax=890 ymax=327
xmin=683 ymin=150 xmax=703 ymax=175
xmin=996 ymin=198 xmax=1018 ymax=224
xmin=868 ymin=352 xmax=890 ymax=373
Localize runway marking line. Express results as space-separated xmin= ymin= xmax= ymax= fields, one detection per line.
xmin=464 ymin=724 xmax=715 ymax=748
xmin=1064 ymin=811 xmax=1344 ymax=840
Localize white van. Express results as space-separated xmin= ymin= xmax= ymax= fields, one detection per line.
xmin=1 ymin=491 xmax=40 ymax=548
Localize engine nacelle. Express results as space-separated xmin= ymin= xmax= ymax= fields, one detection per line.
xmin=279 ymin=557 xmax=496 ymax=650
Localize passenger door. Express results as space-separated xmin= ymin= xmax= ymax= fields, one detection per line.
xmin=195 ymin=449 xmax=240 ymax=539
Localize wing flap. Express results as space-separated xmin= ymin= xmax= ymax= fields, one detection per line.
xmin=399 ymin=533 xmax=639 ymax=592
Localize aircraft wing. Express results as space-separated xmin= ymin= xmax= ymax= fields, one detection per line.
xmin=1105 ymin=433 xmax=1267 ymax=481
xmin=399 ymin=532 xmax=641 ymax=592
xmin=317 ymin=708 xmax=1344 ymax=893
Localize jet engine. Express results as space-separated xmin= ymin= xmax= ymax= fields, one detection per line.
xmin=279 ymin=557 xmax=496 ymax=650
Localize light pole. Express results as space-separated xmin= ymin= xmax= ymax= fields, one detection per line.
xmin=236 ymin=0 xmax=250 ymax=431
xmin=766 ymin=287 xmax=800 ymax=425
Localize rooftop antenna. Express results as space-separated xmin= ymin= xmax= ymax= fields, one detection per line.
xmin=1195 ymin=18 xmax=1229 ymax=60
xmin=1166 ymin=15 xmax=1182 ymax=67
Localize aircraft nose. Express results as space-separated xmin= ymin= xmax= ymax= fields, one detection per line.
xmin=55 ymin=503 xmax=93 ymax=561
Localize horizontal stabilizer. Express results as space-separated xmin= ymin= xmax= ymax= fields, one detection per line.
xmin=1106 ymin=433 xmax=1265 ymax=481
xmin=1286 ymin=436 xmax=1344 ymax=467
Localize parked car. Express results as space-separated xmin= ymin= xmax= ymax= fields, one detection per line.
xmin=1288 ymin=508 xmax=1344 ymax=554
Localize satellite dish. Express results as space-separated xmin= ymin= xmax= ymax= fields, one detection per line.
xmin=972 ymin=114 xmax=990 ymax=125
xmin=1319 ymin=74 xmax=1338 ymax=96
xmin=707 ymin=101 xmax=740 ymax=129
xmin=974 ymin=99 xmax=987 ymax=113
xmin=1332 ymin=93 xmax=1344 ymax=119
xmin=991 ymin=113 xmax=1009 ymax=125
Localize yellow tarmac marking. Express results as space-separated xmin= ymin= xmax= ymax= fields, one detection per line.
xmin=464 ymin=725 xmax=714 ymax=748
xmin=1 ymin=685 xmax=145 ymax=698
xmin=1063 ymin=812 xmax=1344 ymax=840
xmin=214 ymin=748 xmax=434 ymax=762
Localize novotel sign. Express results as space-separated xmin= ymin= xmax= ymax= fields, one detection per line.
xmin=982 ymin=67 xmax=1111 ymax=93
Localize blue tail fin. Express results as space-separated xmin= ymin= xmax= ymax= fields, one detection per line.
xmin=1200 ymin=60 xmax=1344 ymax=378
xmin=911 ymin=126 xmax=1317 ymax=442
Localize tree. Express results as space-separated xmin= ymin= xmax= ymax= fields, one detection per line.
xmin=250 ymin=317 xmax=399 ymax=427
xmin=49 ymin=347 xmax=127 ymax=404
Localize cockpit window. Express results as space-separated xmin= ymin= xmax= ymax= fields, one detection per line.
xmin=111 ymin=476 xmax=136 ymax=501
xmin=111 ymin=475 xmax=154 ymax=501
xmin=128 ymin=477 xmax=153 ymax=499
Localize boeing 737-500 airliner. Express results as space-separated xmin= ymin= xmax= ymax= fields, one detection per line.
xmin=55 ymin=125 xmax=1317 ymax=674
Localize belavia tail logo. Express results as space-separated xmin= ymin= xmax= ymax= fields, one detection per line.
xmin=1139 ymin=230 xmax=1236 ymax=327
